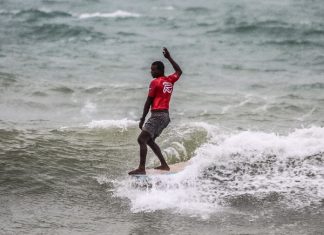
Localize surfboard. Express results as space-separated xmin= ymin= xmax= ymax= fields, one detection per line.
xmin=130 ymin=161 xmax=189 ymax=188
xmin=131 ymin=161 xmax=189 ymax=178
xmin=146 ymin=161 xmax=188 ymax=175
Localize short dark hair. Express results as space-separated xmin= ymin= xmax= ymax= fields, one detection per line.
xmin=152 ymin=61 xmax=164 ymax=72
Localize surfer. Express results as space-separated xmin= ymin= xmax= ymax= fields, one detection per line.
xmin=128 ymin=47 xmax=182 ymax=175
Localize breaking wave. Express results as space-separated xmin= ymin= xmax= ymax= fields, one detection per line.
xmin=110 ymin=125 xmax=324 ymax=218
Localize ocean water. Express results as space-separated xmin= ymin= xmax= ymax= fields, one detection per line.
xmin=1 ymin=0 xmax=324 ymax=234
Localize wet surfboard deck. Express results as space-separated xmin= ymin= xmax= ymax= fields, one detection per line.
xmin=131 ymin=161 xmax=189 ymax=178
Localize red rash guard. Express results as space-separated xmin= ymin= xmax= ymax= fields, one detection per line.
xmin=148 ymin=72 xmax=181 ymax=111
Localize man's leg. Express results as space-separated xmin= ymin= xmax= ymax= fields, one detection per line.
xmin=128 ymin=130 xmax=151 ymax=175
xmin=147 ymin=139 xmax=170 ymax=171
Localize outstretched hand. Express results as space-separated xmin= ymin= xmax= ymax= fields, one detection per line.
xmin=162 ymin=47 xmax=182 ymax=76
xmin=163 ymin=47 xmax=171 ymax=59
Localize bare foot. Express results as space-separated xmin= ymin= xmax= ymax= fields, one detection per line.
xmin=128 ymin=168 xmax=146 ymax=175
xmin=154 ymin=165 xmax=170 ymax=171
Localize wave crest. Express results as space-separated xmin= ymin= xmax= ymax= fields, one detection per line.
xmin=79 ymin=10 xmax=141 ymax=19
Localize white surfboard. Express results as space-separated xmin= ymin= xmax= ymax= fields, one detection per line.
xmin=145 ymin=161 xmax=188 ymax=175
xmin=131 ymin=161 xmax=189 ymax=178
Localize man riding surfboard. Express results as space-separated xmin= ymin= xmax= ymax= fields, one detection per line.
xmin=128 ymin=47 xmax=183 ymax=175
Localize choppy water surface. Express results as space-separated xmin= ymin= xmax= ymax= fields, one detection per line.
xmin=1 ymin=0 xmax=324 ymax=234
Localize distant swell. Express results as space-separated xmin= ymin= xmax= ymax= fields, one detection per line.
xmin=1 ymin=9 xmax=140 ymax=20
xmin=20 ymin=23 xmax=106 ymax=41
xmin=0 ymin=8 xmax=72 ymax=21
xmin=208 ymin=19 xmax=324 ymax=41
xmin=16 ymin=8 xmax=71 ymax=19
xmin=263 ymin=39 xmax=324 ymax=47
xmin=184 ymin=7 xmax=209 ymax=13
xmin=291 ymin=82 xmax=324 ymax=90
xmin=50 ymin=86 xmax=74 ymax=94
xmin=0 ymin=72 xmax=17 ymax=88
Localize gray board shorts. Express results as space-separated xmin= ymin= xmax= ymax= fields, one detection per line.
xmin=142 ymin=111 xmax=170 ymax=139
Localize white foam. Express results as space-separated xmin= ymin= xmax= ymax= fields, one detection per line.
xmin=79 ymin=10 xmax=141 ymax=19
xmin=113 ymin=173 xmax=220 ymax=219
xmin=85 ymin=119 xmax=137 ymax=130
xmin=113 ymin=124 xmax=324 ymax=218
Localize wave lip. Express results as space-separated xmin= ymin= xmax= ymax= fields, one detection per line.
xmin=79 ymin=10 xmax=141 ymax=19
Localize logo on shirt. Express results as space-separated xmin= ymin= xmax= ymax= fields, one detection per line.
xmin=163 ymin=82 xmax=173 ymax=93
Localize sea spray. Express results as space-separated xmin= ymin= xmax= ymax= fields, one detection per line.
xmin=113 ymin=125 xmax=324 ymax=217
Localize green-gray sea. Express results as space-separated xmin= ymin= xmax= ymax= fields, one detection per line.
xmin=1 ymin=0 xmax=324 ymax=234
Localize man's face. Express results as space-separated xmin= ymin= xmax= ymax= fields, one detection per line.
xmin=151 ymin=64 xmax=161 ymax=78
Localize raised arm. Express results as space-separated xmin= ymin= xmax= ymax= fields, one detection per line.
xmin=163 ymin=47 xmax=182 ymax=76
